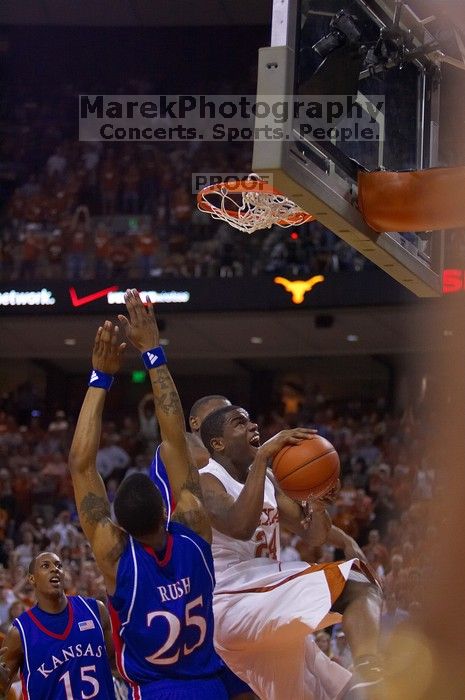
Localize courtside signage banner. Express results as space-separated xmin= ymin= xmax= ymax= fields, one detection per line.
xmin=0 ymin=273 xmax=412 ymax=316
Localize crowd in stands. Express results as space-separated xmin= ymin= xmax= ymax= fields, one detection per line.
xmin=0 ymin=378 xmax=434 ymax=666
xmin=1 ymin=138 xmax=367 ymax=282
xmin=1 ymin=72 xmax=368 ymax=283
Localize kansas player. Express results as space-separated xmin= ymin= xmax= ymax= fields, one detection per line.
xmin=0 ymin=551 xmax=115 ymax=699
xmin=150 ymin=397 xmax=256 ymax=700
xmin=67 ymin=289 xmax=227 ymax=699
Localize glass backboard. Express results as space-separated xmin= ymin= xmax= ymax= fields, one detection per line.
xmin=253 ymin=0 xmax=445 ymax=296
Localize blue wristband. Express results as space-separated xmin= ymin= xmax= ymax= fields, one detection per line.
xmin=88 ymin=369 xmax=114 ymax=391
xmin=142 ymin=346 xmax=167 ymax=369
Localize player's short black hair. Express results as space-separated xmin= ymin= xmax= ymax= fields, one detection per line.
xmin=200 ymin=405 xmax=241 ymax=455
xmin=189 ymin=395 xmax=230 ymax=421
xmin=113 ymin=473 xmax=165 ymax=537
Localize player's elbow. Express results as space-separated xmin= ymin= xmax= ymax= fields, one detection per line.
xmin=68 ymin=451 xmax=86 ymax=475
xmin=68 ymin=452 xmax=78 ymax=473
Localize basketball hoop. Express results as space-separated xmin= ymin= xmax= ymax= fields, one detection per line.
xmin=197 ymin=174 xmax=314 ymax=234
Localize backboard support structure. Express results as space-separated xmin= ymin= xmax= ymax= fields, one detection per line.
xmin=253 ymin=0 xmax=446 ymax=297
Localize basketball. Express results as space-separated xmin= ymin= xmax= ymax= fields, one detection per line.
xmin=272 ymin=436 xmax=340 ymax=501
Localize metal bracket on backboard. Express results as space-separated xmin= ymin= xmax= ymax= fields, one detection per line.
xmin=253 ymin=0 xmax=445 ymax=297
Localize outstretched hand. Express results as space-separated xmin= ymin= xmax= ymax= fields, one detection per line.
xmin=118 ymin=289 xmax=159 ymax=353
xmin=92 ymin=321 xmax=126 ymax=374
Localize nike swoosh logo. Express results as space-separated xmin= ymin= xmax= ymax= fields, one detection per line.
xmin=69 ymin=286 xmax=119 ymax=307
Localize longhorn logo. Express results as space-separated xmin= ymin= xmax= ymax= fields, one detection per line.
xmin=274 ymin=275 xmax=325 ymax=304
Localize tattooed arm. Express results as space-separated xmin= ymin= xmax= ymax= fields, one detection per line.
xmin=118 ymin=290 xmax=210 ymax=542
xmin=68 ymin=323 xmax=126 ymax=594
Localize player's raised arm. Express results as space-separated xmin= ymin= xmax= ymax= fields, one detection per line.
xmin=68 ymin=321 xmax=126 ymax=592
xmin=118 ymin=290 xmax=209 ymax=537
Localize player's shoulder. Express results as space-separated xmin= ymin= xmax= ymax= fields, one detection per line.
xmin=12 ymin=605 xmax=35 ymax=626
xmin=169 ymin=520 xmax=211 ymax=553
xmin=200 ymin=459 xmax=231 ymax=489
xmin=199 ymin=457 xmax=222 ymax=474
xmin=69 ymin=593 xmax=99 ymax=609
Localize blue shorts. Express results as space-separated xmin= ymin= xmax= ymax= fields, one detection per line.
xmin=135 ymin=677 xmax=228 ymax=699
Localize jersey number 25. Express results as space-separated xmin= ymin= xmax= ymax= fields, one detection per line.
xmin=145 ymin=595 xmax=207 ymax=665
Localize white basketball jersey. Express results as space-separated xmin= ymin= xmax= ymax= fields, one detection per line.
xmin=200 ymin=458 xmax=281 ymax=579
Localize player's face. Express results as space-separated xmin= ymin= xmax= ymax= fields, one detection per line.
xmin=222 ymin=408 xmax=260 ymax=463
xmin=31 ymin=553 xmax=65 ymax=596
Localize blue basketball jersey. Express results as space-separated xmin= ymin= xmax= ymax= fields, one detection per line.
xmin=13 ymin=595 xmax=115 ymax=700
xmin=149 ymin=445 xmax=174 ymax=526
xmin=147 ymin=444 xmax=252 ymax=700
xmin=108 ymin=524 xmax=226 ymax=699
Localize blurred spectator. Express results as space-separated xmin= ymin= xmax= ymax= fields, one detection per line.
xmin=384 ymin=553 xmax=404 ymax=596
xmin=67 ymin=226 xmax=87 ymax=279
xmin=362 ymin=529 xmax=390 ymax=571
xmin=100 ymin=151 xmax=119 ymax=214
xmin=12 ymin=531 xmax=34 ymax=570
xmin=331 ymin=630 xmax=353 ymax=669
xmin=46 ymin=147 xmax=67 ymax=178
xmin=110 ymin=232 xmax=132 ymax=276
xmin=45 ymin=229 xmax=65 ymax=279
xmin=352 ymin=488 xmax=374 ymax=541
xmin=96 ymin=434 xmax=130 ymax=480
xmin=48 ymin=410 xmax=69 ymax=434
xmin=93 ymin=223 xmax=113 ymax=279
xmin=122 ymin=161 xmax=141 ymax=213
xmin=0 ymin=570 xmax=16 ymax=626
xmin=125 ymin=453 xmax=151 ymax=479
xmin=314 ymin=631 xmax=334 ymax=659
xmin=12 ymin=468 xmax=35 ymax=523
xmin=380 ymin=592 xmax=409 ymax=637
xmin=0 ymin=599 xmax=26 ymax=638
xmin=350 ymin=457 xmax=368 ymax=489
xmin=12 ymin=575 xmax=36 ymax=608
xmin=138 ymin=394 xmax=159 ymax=444
xmin=119 ymin=416 xmax=140 ymax=456
xmin=46 ymin=510 xmax=78 ymax=548
xmin=17 ymin=228 xmax=42 ymax=280
xmin=136 ymin=226 xmax=159 ymax=278
xmin=0 ymin=232 xmax=16 ymax=281
xmin=279 ymin=529 xmax=301 ymax=562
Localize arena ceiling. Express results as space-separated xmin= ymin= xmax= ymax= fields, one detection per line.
xmin=1 ymin=1 xmax=464 ymax=29
xmin=0 ymin=302 xmax=452 ymax=375
xmin=0 ymin=0 xmax=272 ymax=26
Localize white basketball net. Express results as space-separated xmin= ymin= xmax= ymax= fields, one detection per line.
xmin=197 ymin=175 xmax=310 ymax=234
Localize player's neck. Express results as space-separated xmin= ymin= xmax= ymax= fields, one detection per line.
xmin=36 ymin=592 xmax=68 ymax=614
xmin=214 ymin=454 xmax=249 ymax=483
xmin=135 ymin=529 xmax=167 ymax=552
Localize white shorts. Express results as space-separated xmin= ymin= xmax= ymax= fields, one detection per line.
xmin=213 ymin=558 xmax=362 ymax=700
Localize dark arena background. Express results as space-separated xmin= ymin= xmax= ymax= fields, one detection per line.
xmin=1 ymin=1 xmax=465 ymax=698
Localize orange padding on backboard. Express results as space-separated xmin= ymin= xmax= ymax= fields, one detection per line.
xmin=358 ymin=166 xmax=465 ymax=232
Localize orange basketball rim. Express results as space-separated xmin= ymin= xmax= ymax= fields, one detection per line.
xmin=197 ymin=175 xmax=314 ymax=234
